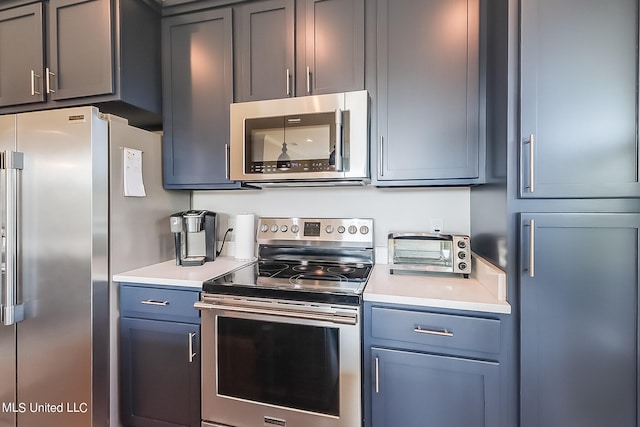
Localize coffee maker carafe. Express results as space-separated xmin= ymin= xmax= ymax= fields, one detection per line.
xmin=170 ymin=210 xmax=217 ymax=266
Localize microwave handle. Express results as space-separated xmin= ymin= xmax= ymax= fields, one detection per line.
xmin=335 ymin=109 xmax=343 ymax=171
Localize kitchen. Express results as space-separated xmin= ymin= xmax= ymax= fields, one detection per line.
xmin=0 ymin=0 xmax=639 ymax=427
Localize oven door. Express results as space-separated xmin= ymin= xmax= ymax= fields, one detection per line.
xmin=195 ymin=295 xmax=361 ymax=427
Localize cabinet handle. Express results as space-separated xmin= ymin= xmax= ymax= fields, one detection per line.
xmin=30 ymin=70 xmax=41 ymax=96
xmin=306 ymin=66 xmax=311 ymax=94
xmin=188 ymin=332 xmax=197 ymax=363
xmin=46 ymin=68 xmax=56 ymax=94
xmin=225 ymin=143 xmax=230 ymax=180
xmin=524 ymin=133 xmax=534 ymax=192
xmin=413 ymin=326 xmax=454 ymax=337
xmin=140 ymin=299 xmax=169 ymax=306
xmin=379 ymin=136 xmax=384 ymax=177
xmin=527 ymin=219 xmax=535 ymax=278
xmin=286 ymin=68 xmax=291 ymax=96
xmin=374 ymin=356 xmax=379 ymax=393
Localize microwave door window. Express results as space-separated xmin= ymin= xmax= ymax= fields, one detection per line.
xmin=246 ymin=116 xmax=286 ymax=173
xmin=284 ymin=112 xmax=336 ymax=169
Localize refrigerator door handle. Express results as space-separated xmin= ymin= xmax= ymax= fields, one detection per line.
xmin=2 ymin=151 xmax=23 ymax=326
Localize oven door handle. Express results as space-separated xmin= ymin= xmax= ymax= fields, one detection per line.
xmin=194 ymin=300 xmax=357 ymax=326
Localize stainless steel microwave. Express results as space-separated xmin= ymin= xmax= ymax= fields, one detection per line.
xmin=229 ymin=90 xmax=369 ymax=185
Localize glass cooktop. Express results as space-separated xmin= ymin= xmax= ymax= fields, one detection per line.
xmin=202 ymin=259 xmax=372 ymax=305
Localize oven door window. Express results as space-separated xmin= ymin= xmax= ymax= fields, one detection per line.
xmin=244 ymin=112 xmax=337 ymax=174
xmin=217 ymin=316 xmax=340 ymax=416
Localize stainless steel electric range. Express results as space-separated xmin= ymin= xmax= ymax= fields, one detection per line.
xmin=196 ymin=217 xmax=374 ymax=427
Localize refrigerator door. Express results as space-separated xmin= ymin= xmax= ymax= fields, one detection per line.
xmin=15 ymin=107 xmax=108 ymax=427
xmin=0 ymin=114 xmax=17 ymax=427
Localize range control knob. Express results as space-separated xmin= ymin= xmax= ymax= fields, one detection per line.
xmin=326 ymin=225 xmax=335 ymax=234
xmin=348 ymin=225 xmax=358 ymax=234
xmin=359 ymin=225 xmax=370 ymax=235
xmin=270 ymin=224 xmax=279 ymax=233
xmin=458 ymin=251 xmax=467 ymax=259
xmin=260 ymin=224 xmax=269 ymax=232
xmin=280 ymin=225 xmax=288 ymax=232
xmin=291 ymin=224 xmax=300 ymax=234
xmin=337 ymin=225 xmax=346 ymax=234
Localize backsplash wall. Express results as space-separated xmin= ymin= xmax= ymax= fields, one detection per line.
xmin=192 ymin=186 xmax=470 ymax=258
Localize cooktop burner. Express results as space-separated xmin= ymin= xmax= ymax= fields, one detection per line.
xmin=258 ymin=260 xmax=371 ymax=282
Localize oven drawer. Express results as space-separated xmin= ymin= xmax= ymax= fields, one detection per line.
xmin=371 ymin=306 xmax=501 ymax=354
xmin=120 ymin=284 xmax=200 ymax=323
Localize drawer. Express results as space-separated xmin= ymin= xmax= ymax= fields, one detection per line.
xmin=371 ymin=306 xmax=500 ymax=354
xmin=120 ymin=284 xmax=200 ymax=323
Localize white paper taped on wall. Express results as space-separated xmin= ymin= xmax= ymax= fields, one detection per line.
xmin=123 ymin=147 xmax=146 ymax=197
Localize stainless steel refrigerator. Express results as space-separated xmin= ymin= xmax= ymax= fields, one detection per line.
xmin=0 ymin=106 xmax=189 ymax=427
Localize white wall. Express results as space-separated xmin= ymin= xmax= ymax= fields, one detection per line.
xmin=192 ymin=186 xmax=470 ymax=257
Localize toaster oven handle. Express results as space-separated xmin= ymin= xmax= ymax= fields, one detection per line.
xmin=334 ymin=109 xmax=343 ymax=171
xmin=388 ymin=232 xmax=454 ymax=240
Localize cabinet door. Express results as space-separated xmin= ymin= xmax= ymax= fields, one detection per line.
xmin=0 ymin=3 xmax=45 ymax=107
xmin=301 ymin=0 xmax=364 ymax=95
xmin=520 ymin=213 xmax=640 ymax=427
xmin=48 ymin=0 xmax=113 ymax=100
xmin=162 ymin=8 xmax=240 ymax=189
xmin=236 ymin=0 xmax=295 ymax=101
xmin=371 ymin=347 xmax=500 ymax=427
xmin=376 ymin=0 xmax=480 ymax=183
xmin=120 ymin=317 xmax=200 ymax=427
xmin=520 ymin=0 xmax=640 ymax=198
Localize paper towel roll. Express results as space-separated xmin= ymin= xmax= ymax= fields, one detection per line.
xmin=234 ymin=213 xmax=256 ymax=261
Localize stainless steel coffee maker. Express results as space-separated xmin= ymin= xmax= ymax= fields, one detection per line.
xmin=170 ymin=210 xmax=217 ymax=266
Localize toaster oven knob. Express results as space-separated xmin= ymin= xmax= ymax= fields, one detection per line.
xmin=337 ymin=225 xmax=346 ymax=234
xmin=348 ymin=225 xmax=358 ymax=234
xmin=457 ymin=240 xmax=467 ymax=249
xmin=458 ymin=251 xmax=467 ymax=259
xmin=458 ymin=262 xmax=468 ymax=271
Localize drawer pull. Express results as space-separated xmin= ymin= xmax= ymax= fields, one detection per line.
xmin=413 ymin=326 xmax=454 ymax=337
xmin=140 ymin=299 xmax=170 ymax=306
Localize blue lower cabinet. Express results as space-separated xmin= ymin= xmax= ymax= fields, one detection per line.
xmin=120 ymin=284 xmax=201 ymax=427
xmin=371 ymin=348 xmax=500 ymax=427
xmin=364 ymin=302 xmax=506 ymax=427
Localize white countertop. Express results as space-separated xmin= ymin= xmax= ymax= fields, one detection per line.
xmin=364 ymin=255 xmax=511 ymax=314
xmin=113 ymin=257 xmax=255 ymax=289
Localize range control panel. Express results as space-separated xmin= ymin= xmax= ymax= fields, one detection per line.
xmin=257 ymin=217 xmax=374 ymax=246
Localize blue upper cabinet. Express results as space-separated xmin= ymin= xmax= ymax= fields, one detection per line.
xmin=374 ymin=0 xmax=484 ymax=186
xmin=0 ymin=0 xmax=162 ymax=129
xmin=520 ymin=0 xmax=640 ymax=198
xmin=162 ymin=7 xmax=244 ymax=189
xmin=0 ymin=3 xmax=45 ymax=107
xmin=235 ymin=0 xmax=364 ymax=101
xmin=47 ymin=0 xmax=113 ymax=101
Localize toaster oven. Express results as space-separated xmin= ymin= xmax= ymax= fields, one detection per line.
xmin=388 ymin=233 xmax=471 ymax=278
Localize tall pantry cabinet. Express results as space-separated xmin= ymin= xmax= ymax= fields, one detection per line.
xmin=471 ymin=0 xmax=640 ymax=426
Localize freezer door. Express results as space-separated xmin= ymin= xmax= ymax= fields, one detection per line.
xmin=0 ymin=114 xmax=17 ymax=427
xmin=14 ymin=107 xmax=108 ymax=427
